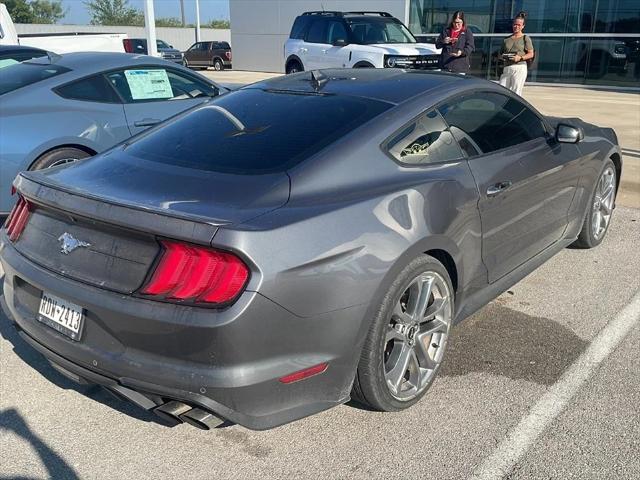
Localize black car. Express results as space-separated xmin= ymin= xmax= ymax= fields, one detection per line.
xmin=0 ymin=45 xmax=48 ymax=65
xmin=0 ymin=70 xmax=621 ymax=431
xmin=183 ymin=41 xmax=232 ymax=70
xmin=122 ymin=38 xmax=184 ymax=64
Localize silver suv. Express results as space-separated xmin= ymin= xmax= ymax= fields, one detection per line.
xmin=284 ymin=11 xmax=440 ymax=73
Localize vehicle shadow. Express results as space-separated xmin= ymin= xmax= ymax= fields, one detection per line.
xmin=0 ymin=277 xmax=164 ymax=426
xmin=0 ymin=408 xmax=80 ymax=480
xmin=439 ymin=301 xmax=589 ymax=385
xmin=349 ymin=300 xmax=588 ymax=411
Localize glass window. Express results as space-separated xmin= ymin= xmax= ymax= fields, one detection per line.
xmin=55 ymin=75 xmax=120 ymax=103
xmin=346 ymin=18 xmax=416 ymax=44
xmin=156 ymin=40 xmax=171 ymax=49
xmin=290 ymin=16 xmax=311 ymax=39
xmin=187 ymin=43 xmax=199 ymax=51
xmin=326 ymin=20 xmax=349 ymax=44
xmin=0 ymin=61 xmax=70 ymax=96
xmin=385 ymin=110 xmax=463 ymax=165
xmin=594 ymin=0 xmax=640 ymax=33
xmin=438 ymin=92 xmax=547 ymax=155
xmin=306 ymin=19 xmax=326 ymax=43
xmin=125 ymin=88 xmax=391 ymax=174
xmin=106 ymin=68 xmax=217 ymax=103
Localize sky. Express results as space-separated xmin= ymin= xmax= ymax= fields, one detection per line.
xmin=60 ymin=0 xmax=230 ymax=25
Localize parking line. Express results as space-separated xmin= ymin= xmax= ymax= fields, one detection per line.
xmin=470 ymin=289 xmax=640 ymax=480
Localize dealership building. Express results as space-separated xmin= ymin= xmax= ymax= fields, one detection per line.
xmin=229 ymin=0 xmax=639 ymax=88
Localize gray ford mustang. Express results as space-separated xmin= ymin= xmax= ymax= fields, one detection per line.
xmin=0 ymin=69 xmax=621 ymax=430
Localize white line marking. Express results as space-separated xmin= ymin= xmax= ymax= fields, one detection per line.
xmin=470 ymin=289 xmax=640 ymax=480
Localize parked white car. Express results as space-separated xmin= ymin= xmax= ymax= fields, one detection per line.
xmin=0 ymin=3 xmax=126 ymax=53
xmin=284 ymin=11 xmax=440 ymax=73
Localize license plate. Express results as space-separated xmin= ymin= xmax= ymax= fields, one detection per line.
xmin=37 ymin=292 xmax=84 ymax=341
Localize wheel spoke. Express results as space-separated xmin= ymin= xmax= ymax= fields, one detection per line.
xmin=419 ymin=317 xmax=448 ymax=336
xmin=423 ymin=297 xmax=446 ymax=321
xmin=407 ymin=277 xmax=433 ymax=322
xmin=385 ymin=325 xmax=405 ymax=343
xmin=415 ymin=332 xmax=439 ymax=370
xmin=392 ymin=301 xmax=412 ymax=325
xmin=385 ymin=343 xmax=412 ymax=395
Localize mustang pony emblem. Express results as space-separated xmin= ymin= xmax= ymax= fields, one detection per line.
xmin=57 ymin=232 xmax=91 ymax=255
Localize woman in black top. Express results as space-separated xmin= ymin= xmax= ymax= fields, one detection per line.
xmin=436 ymin=11 xmax=475 ymax=74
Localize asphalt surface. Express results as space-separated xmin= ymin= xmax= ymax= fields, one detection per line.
xmin=1 ymin=206 xmax=639 ymax=480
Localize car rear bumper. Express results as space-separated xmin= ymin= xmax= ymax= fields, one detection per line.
xmin=0 ymin=236 xmax=365 ymax=430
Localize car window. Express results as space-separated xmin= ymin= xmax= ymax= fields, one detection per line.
xmin=327 ymin=20 xmax=349 ymax=44
xmin=219 ymin=42 xmax=230 ymax=49
xmin=306 ymin=19 xmax=326 ymax=44
xmin=106 ymin=68 xmax=217 ymax=103
xmin=202 ymin=42 xmax=212 ymax=50
xmin=438 ymin=92 xmax=547 ymax=155
xmin=385 ymin=110 xmax=464 ymax=165
xmin=0 ymin=51 xmax=46 ymax=65
xmin=125 ymin=88 xmax=391 ymax=174
xmin=55 ymin=74 xmax=120 ymax=103
xmin=290 ymin=16 xmax=311 ymax=40
xmin=156 ymin=40 xmax=170 ymax=49
xmin=0 ymin=62 xmax=70 ymax=96
xmin=187 ymin=43 xmax=199 ymax=51
xmin=346 ymin=18 xmax=416 ymax=44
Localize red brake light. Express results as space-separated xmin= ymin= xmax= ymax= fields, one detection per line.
xmin=123 ymin=39 xmax=133 ymax=53
xmin=225 ymin=51 xmax=232 ymax=60
xmin=4 ymin=196 xmax=32 ymax=242
xmin=279 ymin=363 xmax=329 ymax=384
xmin=140 ymin=240 xmax=249 ymax=305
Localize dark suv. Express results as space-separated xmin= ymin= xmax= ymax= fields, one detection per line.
xmin=122 ymin=38 xmax=184 ymax=64
xmin=183 ymin=41 xmax=232 ymax=71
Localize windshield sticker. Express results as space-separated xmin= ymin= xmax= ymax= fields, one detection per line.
xmin=0 ymin=58 xmax=19 ymax=69
xmin=124 ymin=69 xmax=173 ymax=100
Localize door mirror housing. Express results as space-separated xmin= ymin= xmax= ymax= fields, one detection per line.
xmin=332 ymin=38 xmax=349 ymax=47
xmin=556 ymin=124 xmax=583 ymax=143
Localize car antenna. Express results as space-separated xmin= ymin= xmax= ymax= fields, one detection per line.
xmin=46 ymin=51 xmax=62 ymax=63
xmin=310 ymin=70 xmax=329 ymax=92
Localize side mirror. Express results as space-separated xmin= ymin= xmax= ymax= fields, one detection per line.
xmin=332 ymin=38 xmax=349 ymax=47
xmin=556 ymin=124 xmax=583 ymax=143
xmin=169 ymin=45 xmax=174 ymax=48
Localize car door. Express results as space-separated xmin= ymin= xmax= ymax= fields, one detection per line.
xmin=183 ymin=43 xmax=199 ymax=64
xmin=321 ymin=19 xmax=352 ymax=68
xmin=303 ymin=18 xmax=328 ymax=70
xmin=439 ymin=91 xmax=579 ymax=283
xmin=106 ymin=66 xmax=217 ymax=136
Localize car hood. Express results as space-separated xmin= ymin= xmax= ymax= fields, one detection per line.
xmin=368 ymin=43 xmax=441 ymax=55
xmin=158 ymin=48 xmax=181 ymax=54
xmin=24 ymin=147 xmax=291 ymax=227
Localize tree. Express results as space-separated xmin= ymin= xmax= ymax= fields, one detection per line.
xmin=5 ymin=0 xmax=66 ymax=24
xmin=30 ymin=0 xmax=67 ymax=24
xmin=155 ymin=17 xmax=183 ymax=28
xmin=84 ymin=0 xmax=144 ymax=26
xmin=207 ymin=18 xmax=230 ymax=29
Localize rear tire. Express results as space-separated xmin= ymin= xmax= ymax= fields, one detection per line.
xmin=572 ymin=159 xmax=617 ymax=248
xmin=30 ymin=147 xmax=92 ymax=170
xmin=213 ymin=59 xmax=224 ymax=71
xmin=352 ymin=255 xmax=454 ymax=411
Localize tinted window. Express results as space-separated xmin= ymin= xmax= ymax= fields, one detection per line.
xmin=106 ymin=68 xmax=217 ymax=103
xmin=219 ymin=42 xmax=231 ymax=49
xmin=0 ymin=62 xmax=70 ymax=95
xmin=385 ymin=110 xmax=463 ymax=165
xmin=55 ymin=75 xmax=120 ymax=103
xmin=0 ymin=50 xmax=46 ymax=64
xmin=156 ymin=40 xmax=171 ymax=49
xmin=306 ymin=19 xmax=326 ymax=43
xmin=290 ymin=16 xmax=311 ymax=39
xmin=327 ymin=20 xmax=349 ymax=44
xmin=346 ymin=17 xmax=416 ymax=44
xmin=438 ymin=92 xmax=547 ymax=155
xmin=125 ymin=88 xmax=390 ymax=174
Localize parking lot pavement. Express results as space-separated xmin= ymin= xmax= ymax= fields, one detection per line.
xmin=1 ymin=205 xmax=639 ymax=480
xmin=203 ymin=70 xmax=640 ymax=209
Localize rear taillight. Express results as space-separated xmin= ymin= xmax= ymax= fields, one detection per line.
xmin=4 ymin=196 xmax=32 ymax=242
xmin=225 ymin=51 xmax=232 ymax=60
xmin=140 ymin=240 xmax=249 ymax=306
xmin=123 ymin=39 xmax=133 ymax=53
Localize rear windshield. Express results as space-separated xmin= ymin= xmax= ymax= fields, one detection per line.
xmin=125 ymin=88 xmax=390 ymax=174
xmin=0 ymin=61 xmax=70 ymax=95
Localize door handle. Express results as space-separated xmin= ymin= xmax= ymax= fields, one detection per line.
xmin=486 ymin=181 xmax=513 ymax=197
xmin=134 ymin=118 xmax=161 ymax=127
xmin=299 ymin=48 xmax=308 ymax=53
xmin=322 ymin=49 xmax=328 ymax=53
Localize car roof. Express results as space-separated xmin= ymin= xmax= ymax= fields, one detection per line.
xmin=0 ymin=45 xmax=47 ymax=54
xmin=247 ymin=69 xmax=485 ymax=105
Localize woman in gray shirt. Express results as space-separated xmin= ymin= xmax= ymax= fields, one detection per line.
xmin=499 ymin=11 xmax=535 ymax=96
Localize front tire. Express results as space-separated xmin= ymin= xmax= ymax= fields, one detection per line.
xmin=352 ymin=255 xmax=454 ymax=411
xmin=30 ymin=147 xmax=91 ymax=170
xmin=573 ymin=159 xmax=617 ymax=248
xmin=286 ymin=60 xmax=303 ymax=74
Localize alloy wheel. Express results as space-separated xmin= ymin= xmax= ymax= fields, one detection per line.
xmin=383 ymin=271 xmax=452 ymax=401
xmin=591 ymin=166 xmax=616 ymax=240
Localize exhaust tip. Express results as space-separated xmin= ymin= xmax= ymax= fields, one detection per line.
xmin=154 ymin=401 xmax=192 ymax=425
xmin=180 ymin=408 xmax=224 ymax=430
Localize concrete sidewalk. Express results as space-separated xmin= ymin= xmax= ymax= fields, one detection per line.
xmin=203 ymin=70 xmax=640 ymax=208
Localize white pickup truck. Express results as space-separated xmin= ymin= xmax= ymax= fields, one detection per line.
xmin=0 ymin=3 xmax=126 ymax=53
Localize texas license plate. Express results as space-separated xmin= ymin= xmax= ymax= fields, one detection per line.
xmin=37 ymin=292 xmax=84 ymax=341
